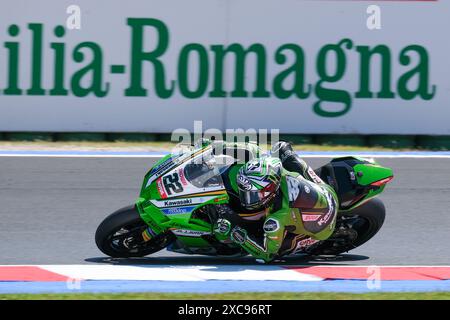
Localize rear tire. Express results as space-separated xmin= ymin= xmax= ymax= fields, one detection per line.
xmin=95 ymin=205 xmax=171 ymax=258
xmin=307 ymin=198 xmax=386 ymax=256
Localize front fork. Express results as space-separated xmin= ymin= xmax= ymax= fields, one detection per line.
xmin=141 ymin=226 xmax=157 ymax=242
xmin=135 ymin=199 xmax=167 ymax=242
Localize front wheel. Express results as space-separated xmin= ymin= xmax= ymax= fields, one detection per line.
xmin=95 ymin=205 xmax=173 ymax=258
xmin=306 ymin=198 xmax=386 ymax=256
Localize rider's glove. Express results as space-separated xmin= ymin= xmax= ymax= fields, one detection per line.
xmin=230 ymin=226 xmax=247 ymax=244
xmin=214 ymin=219 xmax=232 ymax=236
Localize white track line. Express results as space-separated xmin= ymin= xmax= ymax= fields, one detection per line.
xmin=2 ymin=265 xmax=448 ymax=282
xmin=0 ymin=154 xmax=163 ymax=158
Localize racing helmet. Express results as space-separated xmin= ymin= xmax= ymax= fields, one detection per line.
xmin=236 ymin=157 xmax=282 ymax=210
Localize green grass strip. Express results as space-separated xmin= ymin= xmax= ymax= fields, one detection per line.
xmin=1 ymin=292 xmax=450 ymax=300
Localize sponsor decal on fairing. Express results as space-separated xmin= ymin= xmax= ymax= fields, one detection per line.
xmin=164 ymin=198 xmax=192 ymax=207
xmin=170 ymin=229 xmax=211 ymax=237
xmin=150 ymin=196 xmax=215 ymax=208
xmin=178 ymin=168 xmax=188 ymax=186
xmin=157 ymin=177 xmax=168 ymax=199
xmin=161 ymin=206 xmax=196 ymax=215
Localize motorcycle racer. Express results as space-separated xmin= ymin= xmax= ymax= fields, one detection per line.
xmin=96 ymin=137 xmax=392 ymax=260
xmin=213 ymin=141 xmax=339 ymax=263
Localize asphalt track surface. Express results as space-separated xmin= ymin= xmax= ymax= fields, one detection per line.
xmin=1 ymin=156 xmax=449 ymax=265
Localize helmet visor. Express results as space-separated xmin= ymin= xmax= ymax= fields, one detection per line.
xmin=238 ymin=189 xmax=263 ymax=209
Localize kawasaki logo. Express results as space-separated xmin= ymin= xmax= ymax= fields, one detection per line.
xmin=163 ymin=199 xmax=192 ymax=207
xmin=151 ymin=196 xmax=215 ymax=208
xmin=0 ymin=18 xmax=436 ymax=117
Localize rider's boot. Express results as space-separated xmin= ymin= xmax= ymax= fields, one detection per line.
xmin=271 ymin=141 xmax=324 ymax=184
xmin=271 ymin=141 xmax=308 ymax=175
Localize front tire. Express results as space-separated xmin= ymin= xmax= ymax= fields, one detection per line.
xmin=95 ymin=205 xmax=171 ymax=258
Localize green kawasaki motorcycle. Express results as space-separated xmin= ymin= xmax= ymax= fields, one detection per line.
xmin=95 ymin=141 xmax=394 ymax=259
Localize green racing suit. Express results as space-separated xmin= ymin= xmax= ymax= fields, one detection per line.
xmin=214 ymin=142 xmax=339 ymax=262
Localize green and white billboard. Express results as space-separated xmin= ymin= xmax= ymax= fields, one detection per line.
xmin=0 ymin=0 xmax=447 ymax=134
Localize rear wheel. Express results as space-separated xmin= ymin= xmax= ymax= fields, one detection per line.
xmin=95 ymin=205 xmax=173 ymax=258
xmin=306 ymin=198 xmax=386 ymax=256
